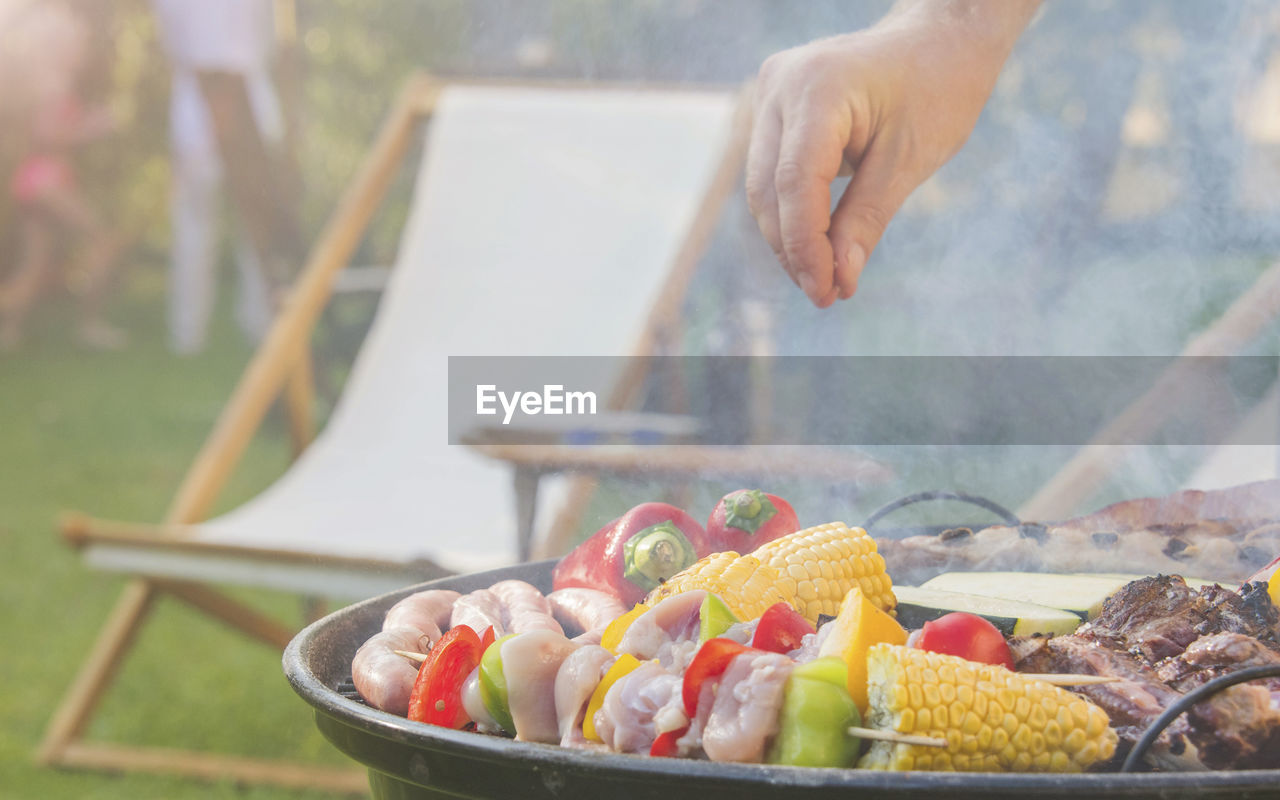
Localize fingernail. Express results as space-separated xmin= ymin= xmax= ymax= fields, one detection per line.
xmin=839 ymin=244 xmax=866 ymax=299
xmin=847 ymin=243 xmax=867 ymax=273
xmin=797 ymin=271 xmax=817 ymax=299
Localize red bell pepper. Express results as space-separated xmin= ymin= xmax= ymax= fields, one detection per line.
xmin=650 ymin=724 xmax=690 ymax=757
xmin=479 ymin=625 xmax=496 ymax=653
xmin=682 ymin=637 xmax=760 ymax=718
xmin=407 ymin=625 xmax=483 ymax=728
xmin=751 ymin=602 xmax=815 ymax=654
xmin=552 ymin=502 xmax=711 ymax=606
xmin=705 ymin=490 xmax=799 ymax=553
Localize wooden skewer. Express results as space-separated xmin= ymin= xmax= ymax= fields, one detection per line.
xmin=396 ymin=647 xmax=1117 ymax=686
xmin=393 ymin=650 xmax=1110 ymax=751
xmin=1020 ymin=673 xmax=1121 ymax=686
xmin=848 ymin=727 xmax=947 ymax=748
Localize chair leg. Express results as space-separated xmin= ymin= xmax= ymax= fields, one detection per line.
xmin=534 ymin=475 xmax=599 ymax=559
xmin=37 ymin=579 xmax=158 ymax=764
xmin=154 ymin=579 xmax=296 ymax=648
xmin=38 ymin=578 xmax=367 ymax=791
xmin=283 ymin=347 xmax=317 ymax=456
xmin=513 ymin=466 xmax=541 ymax=562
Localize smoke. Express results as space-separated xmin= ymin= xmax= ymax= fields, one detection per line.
xmin=680 ymin=1 xmax=1280 ymax=525
xmin=411 ymin=1 xmax=1280 ymax=535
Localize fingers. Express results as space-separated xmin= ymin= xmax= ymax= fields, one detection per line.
xmin=774 ymin=112 xmax=845 ymax=305
xmin=828 ymin=144 xmax=914 ymax=300
xmin=745 ymin=108 xmax=793 ymax=286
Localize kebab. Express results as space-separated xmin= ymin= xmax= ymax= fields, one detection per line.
xmin=356 ymin=506 xmax=1116 ymax=771
xmin=349 ymin=489 xmax=1280 ymax=773
xmin=391 ymin=582 xmax=1117 ymax=772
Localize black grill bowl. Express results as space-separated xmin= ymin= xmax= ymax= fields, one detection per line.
xmin=284 ymin=560 xmax=1280 ymax=799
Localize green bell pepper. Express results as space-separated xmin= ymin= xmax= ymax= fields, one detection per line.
xmin=478 ymin=633 xmax=518 ymax=735
xmin=766 ymin=657 xmax=862 ymax=768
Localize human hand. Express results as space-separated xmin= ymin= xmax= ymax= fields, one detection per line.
xmin=746 ymin=1 xmax=1038 ymax=307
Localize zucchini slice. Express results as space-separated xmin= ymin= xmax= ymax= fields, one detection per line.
xmin=919 ymin=571 xmax=1135 ymax=620
xmin=892 ymin=586 xmax=1082 ymax=636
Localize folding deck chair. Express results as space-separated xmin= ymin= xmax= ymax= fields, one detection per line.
xmin=39 ymin=74 xmax=758 ymax=790
xmin=44 ymin=73 xmax=893 ymax=789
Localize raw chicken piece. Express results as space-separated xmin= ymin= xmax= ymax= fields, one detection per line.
xmin=701 ymin=651 xmax=793 ymax=763
xmin=617 ymin=590 xmax=706 ymax=671
xmin=594 ymin=660 xmax=687 ymax=754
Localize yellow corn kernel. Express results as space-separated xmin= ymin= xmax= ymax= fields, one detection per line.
xmin=857 ymin=644 xmax=1117 ymax=773
xmin=751 ymin=522 xmax=895 ymax=622
xmin=644 ymin=552 xmax=788 ymax=621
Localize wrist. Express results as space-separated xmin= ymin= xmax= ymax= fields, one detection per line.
xmin=885 ymin=0 xmax=1040 ymax=60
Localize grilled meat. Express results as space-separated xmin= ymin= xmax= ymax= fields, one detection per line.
xmin=1184 ymin=682 xmax=1280 ymax=770
xmin=1158 ymin=632 xmax=1280 ymax=691
xmin=1081 ymin=575 xmax=1206 ymax=661
xmin=1013 ymin=575 xmax=1280 ymax=770
xmin=879 ymin=480 xmax=1280 ymax=585
xmin=1070 ymin=480 xmax=1280 ymax=531
xmin=1014 ymin=632 xmax=1198 ymax=769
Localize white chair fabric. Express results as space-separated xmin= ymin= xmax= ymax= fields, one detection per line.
xmin=86 ymin=86 xmax=739 ymax=598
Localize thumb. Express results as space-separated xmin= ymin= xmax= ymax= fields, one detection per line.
xmin=828 ymin=147 xmax=915 ymax=299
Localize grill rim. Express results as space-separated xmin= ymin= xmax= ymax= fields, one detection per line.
xmin=284 ymin=555 xmax=1280 ymax=799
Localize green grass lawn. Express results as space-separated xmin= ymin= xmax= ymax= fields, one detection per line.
xmin=0 ymin=273 xmax=362 ymax=799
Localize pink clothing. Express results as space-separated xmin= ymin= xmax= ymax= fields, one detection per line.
xmin=10 ymin=155 xmax=73 ymax=204
xmin=10 ymin=95 xmax=85 ymax=205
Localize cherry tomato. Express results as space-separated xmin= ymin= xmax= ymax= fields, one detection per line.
xmin=914 ymin=612 xmax=1014 ymax=670
xmin=751 ymin=602 xmax=815 ymax=654
xmin=407 ymin=625 xmax=483 ymax=727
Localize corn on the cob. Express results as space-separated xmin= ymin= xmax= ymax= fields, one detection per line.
xmin=645 ymin=552 xmax=789 ymax=621
xmin=752 ymin=522 xmax=895 ymax=622
xmin=645 ymin=522 xmax=894 ymax=625
xmin=858 ymin=644 xmax=1117 ymax=773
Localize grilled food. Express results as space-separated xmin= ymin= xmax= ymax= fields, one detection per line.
xmin=859 ymin=644 xmax=1117 ymax=772
xmin=648 ymin=522 xmax=894 ymax=624
xmin=880 ymin=481 xmax=1280 ymax=586
xmin=1012 ymin=575 xmax=1280 ymax=770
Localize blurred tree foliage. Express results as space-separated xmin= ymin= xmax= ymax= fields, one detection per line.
xmin=3 ymin=0 xmax=891 ymax=276
xmin=8 ymin=0 xmax=1269 ymax=323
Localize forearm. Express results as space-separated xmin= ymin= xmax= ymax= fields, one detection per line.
xmin=884 ymin=0 xmax=1041 ymax=57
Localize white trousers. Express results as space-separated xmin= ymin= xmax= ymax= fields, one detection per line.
xmin=167 ymin=68 xmax=283 ymax=354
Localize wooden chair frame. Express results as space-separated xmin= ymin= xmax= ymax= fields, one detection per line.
xmin=1018 ymin=256 xmax=1280 ymax=521
xmin=39 ymin=73 xmax=757 ymax=792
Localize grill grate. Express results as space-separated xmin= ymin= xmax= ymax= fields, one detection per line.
xmin=336 ymin=678 xmax=368 ymax=706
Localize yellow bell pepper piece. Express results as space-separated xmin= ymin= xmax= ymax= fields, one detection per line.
xmin=818 ymin=586 xmax=907 ymax=713
xmin=601 ymin=603 xmax=648 ymax=653
xmin=583 ymin=653 xmax=642 ymax=743
xmin=1268 ymin=569 xmax=1280 ymax=608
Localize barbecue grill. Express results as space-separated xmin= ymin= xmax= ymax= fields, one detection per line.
xmin=283 ymin=494 xmax=1280 ymax=798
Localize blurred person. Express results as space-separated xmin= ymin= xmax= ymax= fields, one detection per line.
xmin=151 ymin=0 xmax=300 ymax=355
xmin=0 ymin=1 xmax=128 ymax=350
xmin=746 ymin=0 xmax=1040 ymax=308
